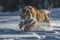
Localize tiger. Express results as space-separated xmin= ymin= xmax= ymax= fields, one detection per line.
xmin=19 ymin=6 xmax=50 ymax=32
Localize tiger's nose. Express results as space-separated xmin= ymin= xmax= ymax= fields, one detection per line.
xmin=27 ymin=10 xmax=30 ymax=12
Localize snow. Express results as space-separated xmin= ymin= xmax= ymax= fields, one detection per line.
xmin=0 ymin=16 xmax=20 ymax=30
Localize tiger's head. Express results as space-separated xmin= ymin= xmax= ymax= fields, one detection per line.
xmin=20 ymin=7 xmax=30 ymax=20
xmin=20 ymin=6 xmax=37 ymax=21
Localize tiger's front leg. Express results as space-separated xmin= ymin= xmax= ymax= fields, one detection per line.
xmin=19 ymin=21 xmax=24 ymax=29
xmin=24 ymin=21 xmax=36 ymax=32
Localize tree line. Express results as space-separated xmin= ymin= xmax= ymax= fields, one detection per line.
xmin=0 ymin=0 xmax=60 ymax=12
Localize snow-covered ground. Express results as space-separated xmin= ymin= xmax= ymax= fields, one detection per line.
xmin=0 ymin=8 xmax=60 ymax=40
xmin=0 ymin=8 xmax=60 ymax=30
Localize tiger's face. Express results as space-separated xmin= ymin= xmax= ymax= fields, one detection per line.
xmin=20 ymin=8 xmax=31 ymax=20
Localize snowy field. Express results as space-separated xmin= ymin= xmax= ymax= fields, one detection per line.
xmin=0 ymin=8 xmax=60 ymax=40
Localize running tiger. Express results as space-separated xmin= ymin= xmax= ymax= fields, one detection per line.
xmin=19 ymin=6 xmax=50 ymax=31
